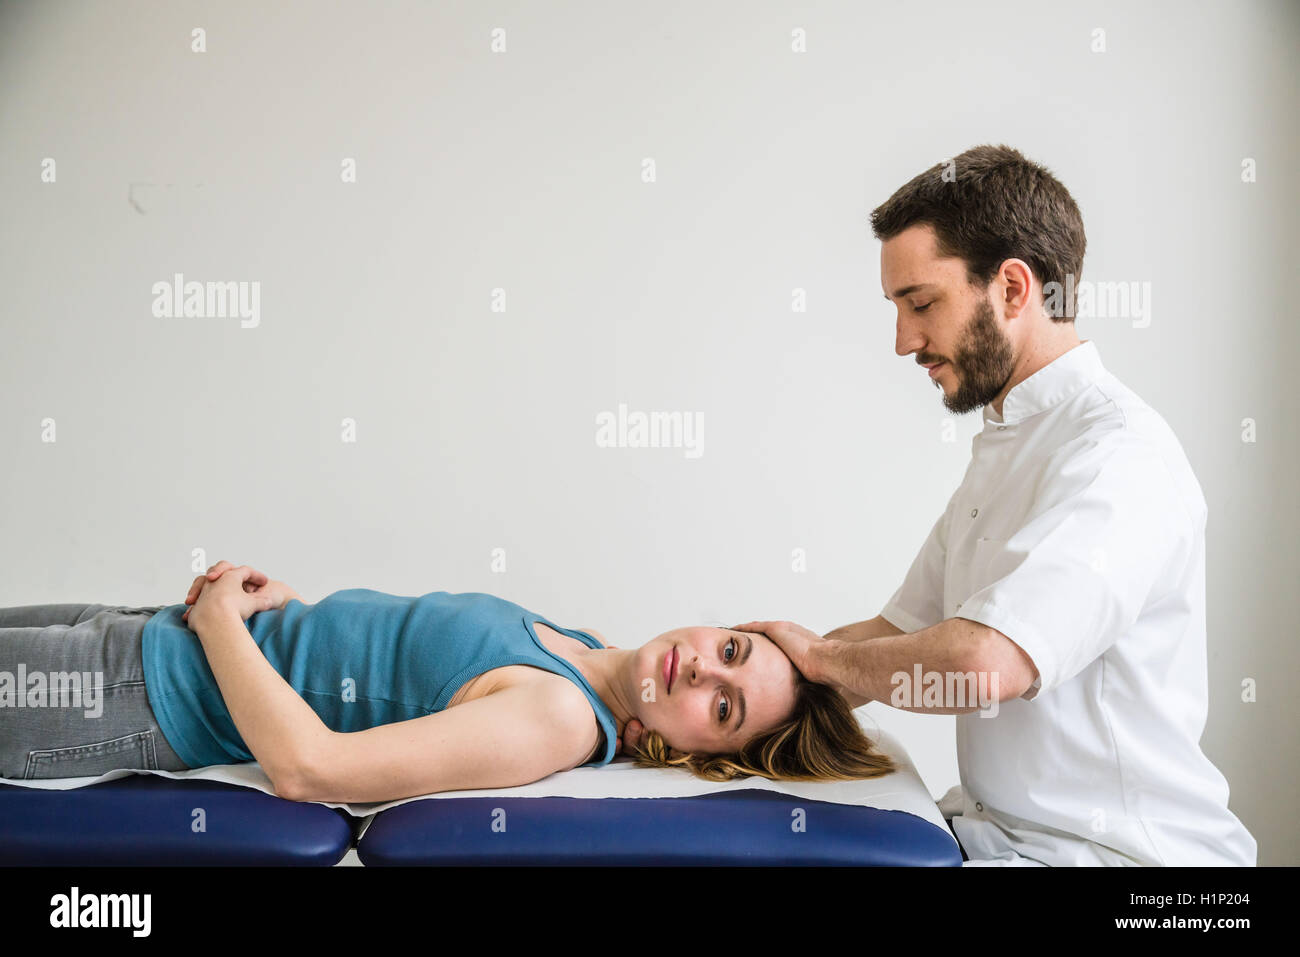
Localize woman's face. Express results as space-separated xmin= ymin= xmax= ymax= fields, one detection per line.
xmin=634 ymin=626 xmax=800 ymax=756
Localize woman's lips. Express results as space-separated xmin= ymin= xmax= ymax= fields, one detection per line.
xmin=664 ymin=645 xmax=677 ymax=693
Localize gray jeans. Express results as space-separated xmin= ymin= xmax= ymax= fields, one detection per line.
xmin=0 ymin=603 xmax=191 ymax=779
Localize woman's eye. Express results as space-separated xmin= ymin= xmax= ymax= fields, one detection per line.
xmin=724 ymin=638 xmax=737 ymax=661
xmin=718 ymin=697 xmax=730 ymax=721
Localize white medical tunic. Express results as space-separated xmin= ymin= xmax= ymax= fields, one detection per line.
xmin=881 ymin=340 xmax=1256 ymax=866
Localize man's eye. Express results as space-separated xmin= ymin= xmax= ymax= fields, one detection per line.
xmin=724 ymin=637 xmax=737 ymax=661
xmin=915 ymin=302 xmax=932 ymax=313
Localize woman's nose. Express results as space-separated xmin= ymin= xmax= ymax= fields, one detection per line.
xmin=687 ymin=653 xmax=711 ymax=681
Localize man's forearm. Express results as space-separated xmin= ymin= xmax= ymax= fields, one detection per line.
xmin=811 ymin=618 xmax=996 ymax=714
xmin=824 ymin=613 xmax=905 ymax=644
xmin=819 ymin=615 xmax=907 ymax=708
xmin=193 ymin=609 xmax=328 ymax=793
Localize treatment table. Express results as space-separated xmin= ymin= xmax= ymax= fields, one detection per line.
xmin=0 ymin=725 xmax=961 ymax=866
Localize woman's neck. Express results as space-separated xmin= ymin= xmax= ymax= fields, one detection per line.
xmin=543 ymin=632 xmax=640 ymax=732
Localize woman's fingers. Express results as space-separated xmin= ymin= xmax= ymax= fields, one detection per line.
xmin=205 ymin=560 xmax=236 ymax=580
xmin=187 ymin=561 xmax=235 ymax=603
xmin=185 ymin=560 xmax=234 ymax=605
xmin=226 ymin=564 xmax=267 ymax=583
xmin=185 ymin=560 xmax=267 ymax=606
xmin=232 ymin=565 xmax=268 ymax=592
xmin=184 ymin=574 xmax=207 ymax=605
xmin=203 ymin=561 xmax=267 ymax=588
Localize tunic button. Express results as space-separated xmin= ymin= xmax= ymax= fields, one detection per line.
xmin=976 ymin=802 xmax=983 ymax=812
xmin=956 ymin=602 xmax=963 ymax=610
xmin=998 ymin=426 xmax=1007 ymax=431
xmin=970 ymin=507 xmax=978 ymax=518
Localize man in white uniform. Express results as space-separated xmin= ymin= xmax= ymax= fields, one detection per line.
xmin=736 ymin=145 xmax=1256 ymax=866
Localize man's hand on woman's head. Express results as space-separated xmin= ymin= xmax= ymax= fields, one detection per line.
xmin=732 ymin=620 xmax=827 ymax=683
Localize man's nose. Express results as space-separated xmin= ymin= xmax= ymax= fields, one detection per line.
xmin=895 ymin=312 xmax=924 ymax=358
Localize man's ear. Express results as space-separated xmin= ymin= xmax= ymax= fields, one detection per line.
xmin=996 ymin=258 xmax=1035 ymax=319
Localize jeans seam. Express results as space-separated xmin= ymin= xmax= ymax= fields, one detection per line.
xmin=100 ymin=678 xmax=148 ymax=692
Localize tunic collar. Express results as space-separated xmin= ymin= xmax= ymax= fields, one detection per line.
xmin=983 ymin=339 xmax=1106 ymax=427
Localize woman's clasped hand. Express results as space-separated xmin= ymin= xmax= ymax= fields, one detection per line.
xmin=181 ymin=560 xmax=298 ymax=627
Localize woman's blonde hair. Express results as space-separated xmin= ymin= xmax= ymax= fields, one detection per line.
xmin=630 ymin=671 xmax=896 ymax=782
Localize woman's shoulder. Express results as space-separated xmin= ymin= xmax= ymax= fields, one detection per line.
xmin=493 ymin=662 xmax=591 ymax=706
xmin=490 ymin=666 xmax=605 ymax=765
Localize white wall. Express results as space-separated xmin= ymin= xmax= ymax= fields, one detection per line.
xmin=1 ymin=0 xmax=1295 ymax=864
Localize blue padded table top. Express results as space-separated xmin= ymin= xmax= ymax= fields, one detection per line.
xmin=357 ymin=788 xmax=963 ymax=866
xmin=0 ymin=776 xmax=354 ymax=866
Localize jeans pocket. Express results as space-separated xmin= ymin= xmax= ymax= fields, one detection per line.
xmin=23 ymin=729 xmax=159 ymax=780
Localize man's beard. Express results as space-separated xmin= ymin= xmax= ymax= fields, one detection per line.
xmin=930 ymin=296 xmax=1016 ymax=415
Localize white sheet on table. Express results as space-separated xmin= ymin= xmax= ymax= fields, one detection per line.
xmin=0 ymin=721 xmax=952 ymax=839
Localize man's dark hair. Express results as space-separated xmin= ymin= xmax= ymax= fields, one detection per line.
xmin=870 ymin=144 xmax=1086 ymax=321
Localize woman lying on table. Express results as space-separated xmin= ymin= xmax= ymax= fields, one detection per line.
xmin=0 ymin=560 xmax=895 ymax=802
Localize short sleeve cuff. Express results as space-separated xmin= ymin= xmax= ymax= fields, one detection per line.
xmin=879 ymin=601 xmax=930 ymax=636
xmin=954 ymin=597 xmax=1059 ymax=699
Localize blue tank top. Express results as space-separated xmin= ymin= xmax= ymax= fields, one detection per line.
xmin=140 ymin=589 xmax=617 ymax=770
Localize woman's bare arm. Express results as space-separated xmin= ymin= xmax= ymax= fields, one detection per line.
xmin=190 ymin=606 xmax=332 ymax=796
xmin=289 ymin=677 xmax=600 ymax=804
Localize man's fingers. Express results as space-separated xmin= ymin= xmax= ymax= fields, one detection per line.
xmin=621 ymin=718 xmax=646 ymax=754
